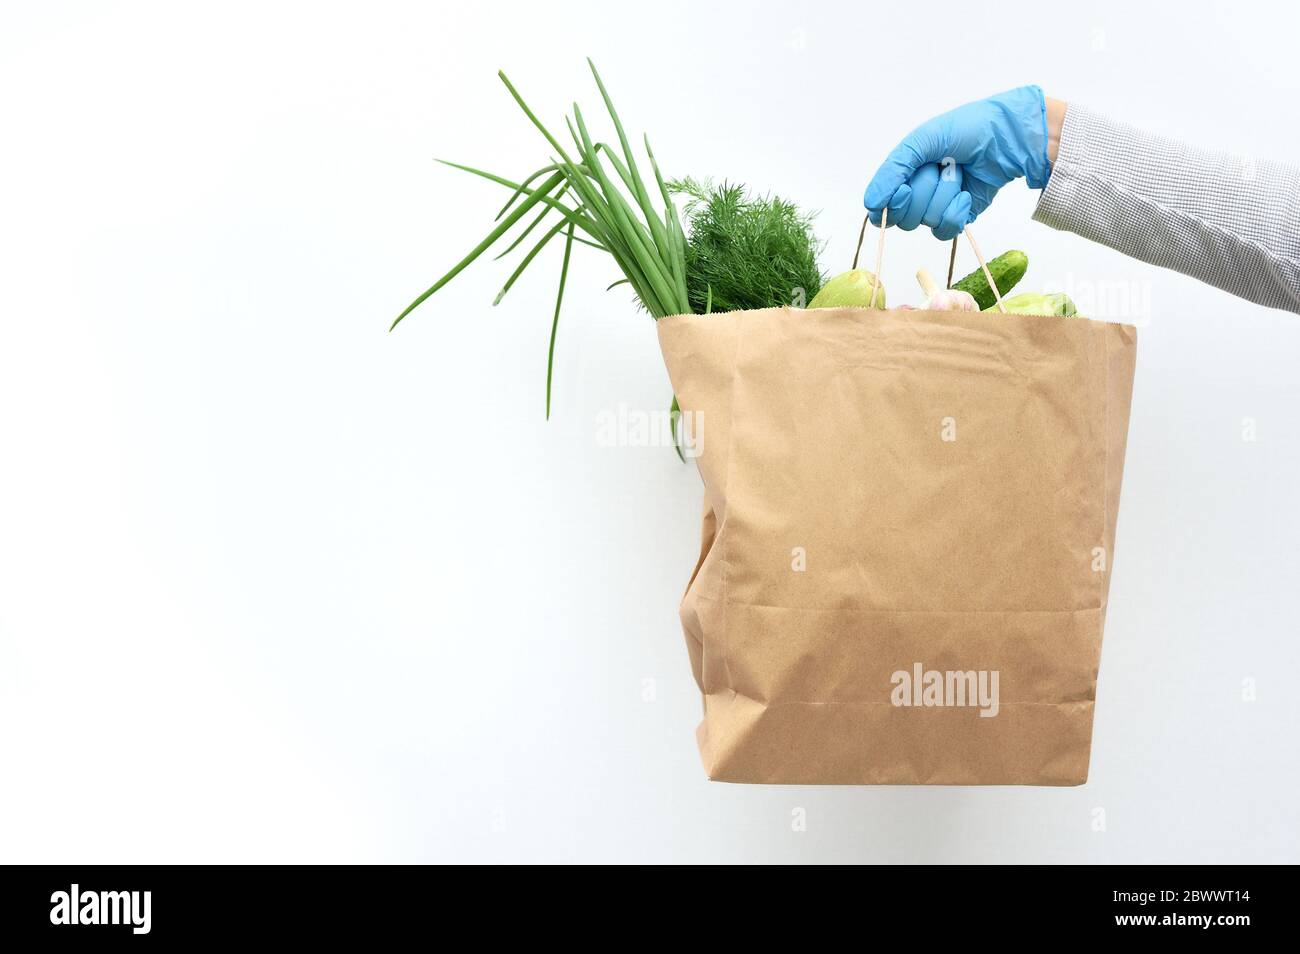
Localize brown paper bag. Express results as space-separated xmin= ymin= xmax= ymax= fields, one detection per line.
xmin=658 ymin=306 xmax=1137 ymax=785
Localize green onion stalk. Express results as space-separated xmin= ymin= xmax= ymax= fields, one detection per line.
xmin=391 ymin=60 xmax=691 ymax=446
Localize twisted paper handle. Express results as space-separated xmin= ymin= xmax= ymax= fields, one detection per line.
xmin=852 ymin=207 xmax=1006 ymax=313
xmin=850 ymin=207 xmax=889 ymax=309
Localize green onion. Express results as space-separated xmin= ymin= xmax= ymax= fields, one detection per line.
xmin=392 ymin=60 xmax=690 ymax=442
xmin=392 ymin=60 xmax=689 ymax=335
xmin=546 ymin=222 xmax=575 ymax=420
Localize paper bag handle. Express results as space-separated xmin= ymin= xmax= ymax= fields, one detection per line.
xmin=853 ymin=208 xmax=1007 ymax=314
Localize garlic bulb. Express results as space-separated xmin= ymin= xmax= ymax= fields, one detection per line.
xmin=915 ymin=267 xmax=979 ymax=311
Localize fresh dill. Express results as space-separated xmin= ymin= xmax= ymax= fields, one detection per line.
xmin=670 ymin=177 xmax=825 ymax=314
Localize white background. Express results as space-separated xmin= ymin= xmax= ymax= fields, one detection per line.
xmin=2 ymin=0 xmax=1298 ymax=863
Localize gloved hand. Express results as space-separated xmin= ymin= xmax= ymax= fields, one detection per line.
xmin=864 ymin=86 xmax=1051 ymax=241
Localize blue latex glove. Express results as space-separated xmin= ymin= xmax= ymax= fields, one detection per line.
xmin=864 ymin=86 xmax=1051 ymax=241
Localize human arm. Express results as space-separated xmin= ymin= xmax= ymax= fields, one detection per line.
xmin=866 ymin=90 xmax=1300 ymax=314
xmin=1034 ymin=103 xmax=1300 ymax=314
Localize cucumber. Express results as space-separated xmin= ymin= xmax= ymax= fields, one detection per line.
xmin=952 ymin=249 xmax=1028 ymax=310
xmin=983 ymin=292 xmax=1077 ymax=316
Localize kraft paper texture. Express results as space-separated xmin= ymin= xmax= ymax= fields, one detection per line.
xmin=658 ymin=306 xmax=1137 ymax=785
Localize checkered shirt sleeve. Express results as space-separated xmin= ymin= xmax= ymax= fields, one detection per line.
xmin=1033 ymin=104 xmax=1300 ymax=314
